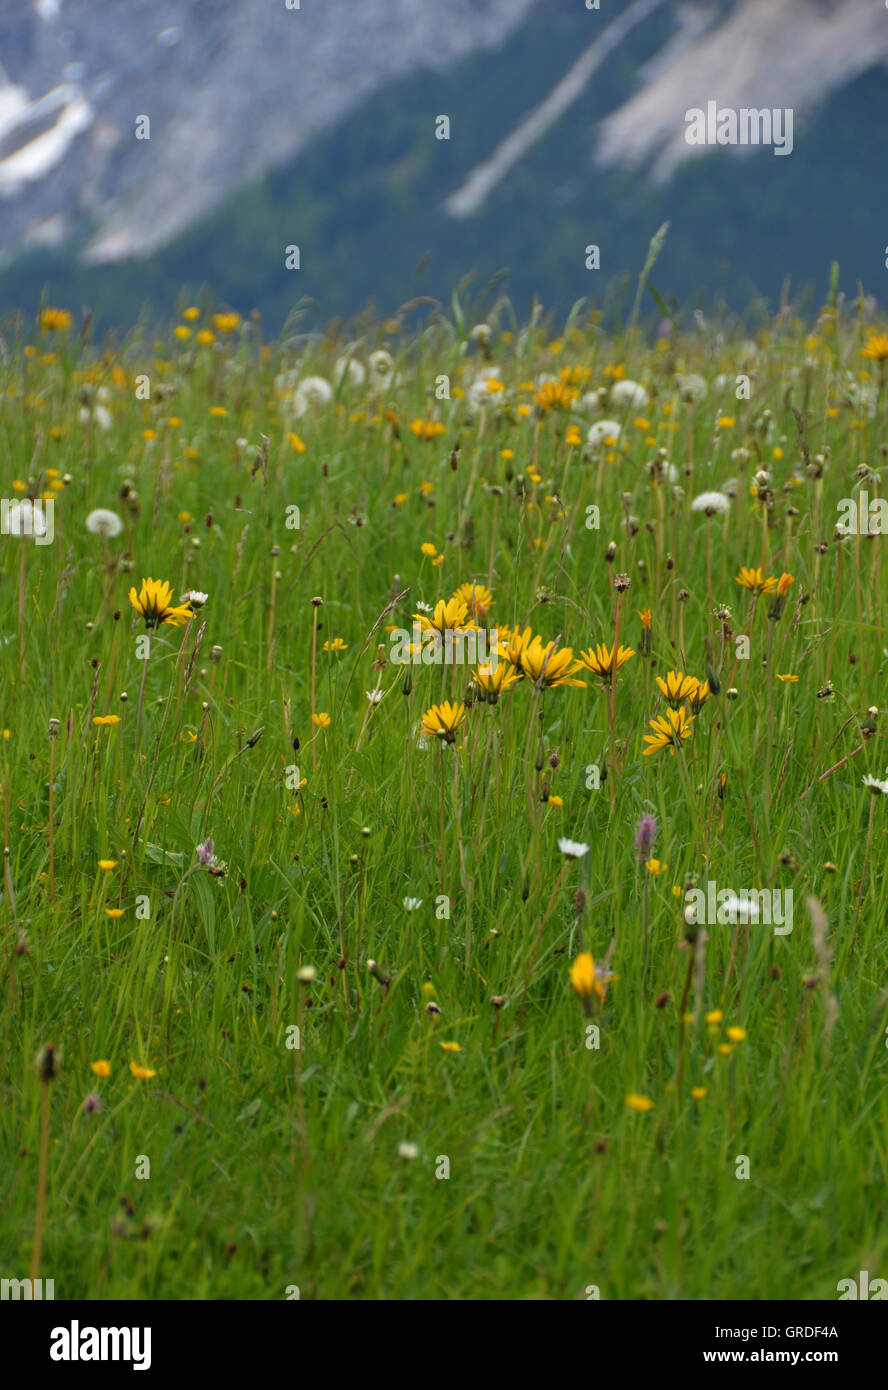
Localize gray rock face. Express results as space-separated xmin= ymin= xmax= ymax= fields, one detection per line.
xmin=0 ymin=0 xmax=883 ymax=264
xmin=0 ymin=0 xmax=536 ymax=260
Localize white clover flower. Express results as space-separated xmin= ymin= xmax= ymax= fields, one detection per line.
xmin=558 ymin=837 xmax=589 ymax=859
xmin=691 ymin=491 xmax=730 ymax=516
xmin=587 ymin=420 xmax=621 ymax=448
xmin=333 ymin=354 xmax=366 ymax=389
xmin=85 ymin=508 xmax=123 ymax=538
xmin=610 ymin=379 xmax=648 ymax=410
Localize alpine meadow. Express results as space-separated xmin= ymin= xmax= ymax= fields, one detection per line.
xmin=2 ymin=273 xmax=888 ymax=1301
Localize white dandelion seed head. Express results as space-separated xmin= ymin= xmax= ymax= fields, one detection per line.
xmin=333 ymin=354 xmax=366 ymax=389
xmin=4 ymin=499 xmax=48 ymax=536
xmin=675 ymin=373 xmax=707 ymax=404
xmin=85 ymin=508 xmax=123 ymax=538
xmin=587 ymin=420 xmax=621 ymax=448
xmin=610 ymin=379 xmax=648 ymax=410
xmin=368 ymin=349 xmax=394 ymax=385
xmin=290 ymin=375 xmax=333 ymax=417
xmin=691 ymin=491 xmax=730 ymax=516
xmin=721 ymin=892 xmax=761 ymax=925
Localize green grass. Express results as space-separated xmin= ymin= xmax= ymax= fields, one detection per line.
xmin=2 ymin=293 xmax=887 ymax=1300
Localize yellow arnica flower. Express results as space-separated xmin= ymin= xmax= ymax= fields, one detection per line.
xmin=409 ymin=418 xmax=446 ymax=440
xmin=502 ymin=625 xmax=535 ymax=668
xmin=453 ymin=582 xmax=493 ymax=623
xmin=534 ymin=379 xmax=578 ymax=411
xmin=656 ymin=670 xmax=699 ymax=707
xmin=691 ymin=1087 xmax=707 ymax=1100
xmin=130 ymin=1061 xmax=157 ymax=1079
xmin=579 ymin=642 xmax=635 ymax=681
xmin=776 ymin=673 xmax=798 ymax=683
xmin=688 ymin=680 xmax=710 ymax=712
xmin=421 ymin=701 xmax=466 ymax=743
xmin=726 ymin=1026 xmax=747 ymax=1042
xmin=91 ymin=1060 xmax=112 ymax=1078
xmin=105 ymin=908 xmax=124 ymax=919
xmin=98 ymin=859 xmax=117 ymax=871
xmin=626 ymin=1093 xmax=654 ymax=1113
xmin=40 ymin=307 xmax=72 ymax=332
xmin=569 ymin=952 xmax=612 ymax=1004
xmin=735 ymin=566 xmax=777 ymax=595
xmin=643 ymin=707 xmax=694 ymax=756
xmin=93 ymin=715 xmax=121 ymax=726
xmin=439 ymin=1041 xmax=462 ymax=1053
xmin=414 ymin=597 xmax=470 ymax=635
xmin=129 ymin=577 xmax=193 ymax=629
xmin=775 ymin=571 xmax=794 ymax=597
xmin=705 ymin=1009 xmax=723 ymax=1025
xmin=861 ymin=332 xmax=888 ymax=362
xmin=211 ymin=312 xmax=241 ymax=333
xmin=472 ymin=661 xmax=522 ymax=698
xmin=520 ymin=637 xmax=586 ymax=689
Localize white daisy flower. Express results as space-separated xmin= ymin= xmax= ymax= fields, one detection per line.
xmin=182 ymin=590 xmax=209 ymax=608
xmin=558 ymin=837 xmax=589 ymax=859
xmin=398 ymin=1142 xmax=420 ymax=1160
xmin=366 ymin=689 xmax=383 ymax=704
xmin=85 ymin=508 xmax=123 ymax=538
xmin=403 ymin=897 xmax=423 ymax=912
xmin=862 ymin=773 xmax=888 ymax=795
